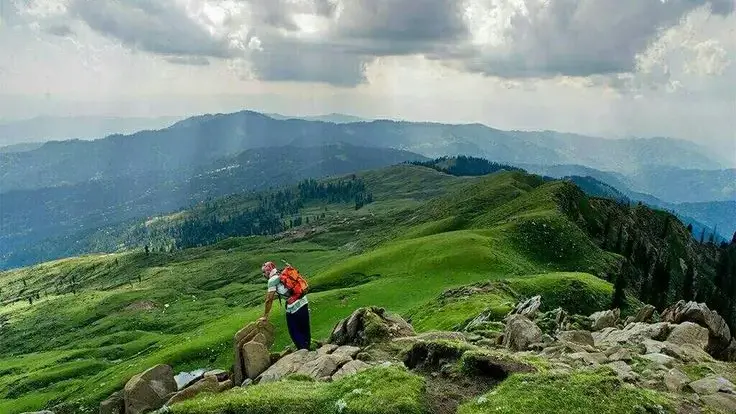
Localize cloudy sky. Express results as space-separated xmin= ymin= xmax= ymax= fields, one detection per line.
xmin=1 ymin=0 xmax=734 ymax=158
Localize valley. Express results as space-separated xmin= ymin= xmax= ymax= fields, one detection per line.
xmin=1 ymin=161 xmax=734 ymax=413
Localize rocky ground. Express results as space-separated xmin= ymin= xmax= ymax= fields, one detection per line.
xmin=26 ymin=299 xmax=736 ymax=414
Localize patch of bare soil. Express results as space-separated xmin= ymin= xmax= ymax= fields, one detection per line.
xmin=423 ymin=371 xmax=499 ymax=414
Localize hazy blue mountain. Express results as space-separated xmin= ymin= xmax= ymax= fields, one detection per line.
xmin=0 ymin=115 xmax=183 ymax=146
xmin=0 ymin=143 xmax=425 ymax=269
xmin=1 ymin=110 xmax=724 ymax=193
xmin=0 ymin=142 xmax=44 ymax=153
xmin=525 ymin=164 xmax=735 ymax=239
xmin=266 ymin=112 xmax=371 ymax=123
xmin=622 ymin=167 xmax=736 ymax=203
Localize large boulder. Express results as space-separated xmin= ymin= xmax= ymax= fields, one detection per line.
xmin=661 ymin=301 xmax=732 ymax=359
xmin=688 ymin=375 xmax=735 ymax=395
xmin=589 ymin=309 xmax=620 ymax=331
xmin=124 ymin=364 xmax=178 ymax=414
xmin=330 ymin=307 xmax=414 ymax=346
xmin=99 ymin=390 xmax=124 ymax=414
xmin=666 ymin=322 xmax=709 ymax=350
xmin=258 ymin=349 xmax=318 ymax=383
xmin=233 ymin=320 xmax=275 ymax=385
xmin=503 ymin=314 xmax=542 ymax=351
xmin=632 ymin=305 xmax=657 ymax=323
xmin=296 ymin=354 xmax=348 ymax=380
xmin=592 ymin=322 xmax=672 ymax=348
xmin=242 ymin=340 xmax=271 ymax=380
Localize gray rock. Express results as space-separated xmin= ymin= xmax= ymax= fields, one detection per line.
xmin=632 ymin=305 xmax=657 ymax=323
xmin=688 ymin=375 xmax=735 ymax=395
xmin=641 ymin=353 xmax=676 ymax=367
xmin=165 ymin=376 xmax=219 ymax=407
xmin=317 ymin=344 xmax=339 ymax=355
xmin=99 ymin=390 xmax=124 ymax=414
xmin=329 ymin=307 xmax=414 ymax=346
xmin=233 ymin=321 xmax=275 ymax=385
xmin=19 ymin=412 xmax=54 ymax=414
xmin=558 ymin=330 xmax=595 ymax=347
xmin=331 ymin=360 xmax=371 ymax=381
xmin=204 ymin=369 xmax=229 ymax=382
xmin=124 ymin=364 xmax=178 ymax=414
xmin=258 ymin=350 xmax=318 ymax=383
xmin=606 ymin=361 xmax=636 ymax=382
xmin=296 ymin=355 xmax=344 ymax=380
xmin=331 ymin=345 xmax=361 ymax=360
xmin=701 ymin=393 xmax=736 ymax=413
xmin=593 ymin=322 xmax=672 ymax=348
xmin=607 ymin=348 xmax=633 ymax=362
xmin=589 ymin=309 xmax=620 ymax=331
xmin=667 ymin=322 xmax=709 ymax=350
xmin=661 ymin=301 xmax=732 ymax=358
xmin=568 ymin=352 xmax=608 ymax=366
xmin=508 ymin=296 xmax=542 ymax=319
xmin=503 ymin=314 xmax=542 ymax=351
xmin=664 ymin=368 xmax=689 ymax=393
xmin=242 ymin=340 xmax=271 ymax=380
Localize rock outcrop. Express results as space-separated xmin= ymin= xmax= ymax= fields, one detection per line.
xmin=99 ymin=391 xmax=125 ymax=414
xmin=661 ymin=300 xmax=733 ymax=359
xmin=588 ymin=309 xmax=620 ymax=331
xmin=330 ymin=307 xmax=414 ymax=346
xmin=123 ymin=364 xmax=177 ymax=414
xmin=233 ymin=320 xmax=275 ymax=385
xmin=507 ymin=295 xmax=542 ymax=319
xmin=503 ymin=314 xmax=542 ymax=351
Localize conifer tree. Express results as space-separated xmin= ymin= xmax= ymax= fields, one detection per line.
xmin=683 ymin=259 xmax=695 ymax=302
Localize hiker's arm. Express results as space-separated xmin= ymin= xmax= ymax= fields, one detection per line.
xmin=260 ymin=291 xmax=276 ymax=321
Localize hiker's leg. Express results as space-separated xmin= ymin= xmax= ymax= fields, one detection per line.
xmin=285 ymin=311 xmax=300 ymax=348
xmin=289 ymin=305 xmax=311 ymax=350
xmin=298 ymin=304 xmax=311 ymax=349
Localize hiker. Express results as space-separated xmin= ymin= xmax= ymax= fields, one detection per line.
xmin=258 ymin=261 xmax=311 ymax=350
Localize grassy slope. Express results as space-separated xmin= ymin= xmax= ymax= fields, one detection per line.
xmin=0 ymin=165 xmax=625 ymax=413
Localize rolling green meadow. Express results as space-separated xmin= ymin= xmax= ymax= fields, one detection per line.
xmin=0 ymin=164 xmax=704 ymax=413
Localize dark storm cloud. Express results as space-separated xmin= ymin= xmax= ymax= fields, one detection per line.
xmin=67 ymin=0 xmax=233 ymax=58
xmin=28 ymin=0 xmax=734 ymax=84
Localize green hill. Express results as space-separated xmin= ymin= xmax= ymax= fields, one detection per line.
xmin=0 ymin=162 xmax=728 ymax=413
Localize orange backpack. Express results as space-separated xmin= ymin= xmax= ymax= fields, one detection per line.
xmin=279 ymin=265 xmax=309 ymax=305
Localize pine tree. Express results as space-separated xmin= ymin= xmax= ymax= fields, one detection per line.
xmin=687 ymin=223 xmax=693 ymax=234
xmin=700 ymin=228 xmax=706 ymax=244
xmin=652 ymin=258 xmax=671 ymax=309
xmin=732 ymin=231 xmax=736 ymax=245
xmin=615 ymin=225 xmax=624 ymax=253
xmin=611 ymin=273 xmax=627 ymax=309
xmin=683 ymin=259 xmax=695 ymax=302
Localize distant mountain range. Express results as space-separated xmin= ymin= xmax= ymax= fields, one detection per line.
xmin=0 ymin=143 xmax=424 ymax=269
xmin=0 ymin=115 xmax=183 ymax=147
xmin=0 ymin=110 xmax=727 ymax=194
xmin=265 ymin=112 xmax=372 ymax=124
xmin=1 ymin=109 xmax=732 ymax=268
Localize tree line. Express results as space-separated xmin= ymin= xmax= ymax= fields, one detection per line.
xmin=157 ymin=177 xmax=374 ymax=249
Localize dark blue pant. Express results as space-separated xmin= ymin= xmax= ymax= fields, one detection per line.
xmin=286 ymin=304 xmax=311 ymax=350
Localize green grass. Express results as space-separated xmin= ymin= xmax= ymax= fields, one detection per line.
xmin=0 ymin=166 xmax=674 ymax=413
xmin=457 ymin=368 xmax=675 ymax=414
xmin=169 ymin=366 xmax=427 ymax=414
xmin=505 ymin=272 xmax=615 ymax=316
